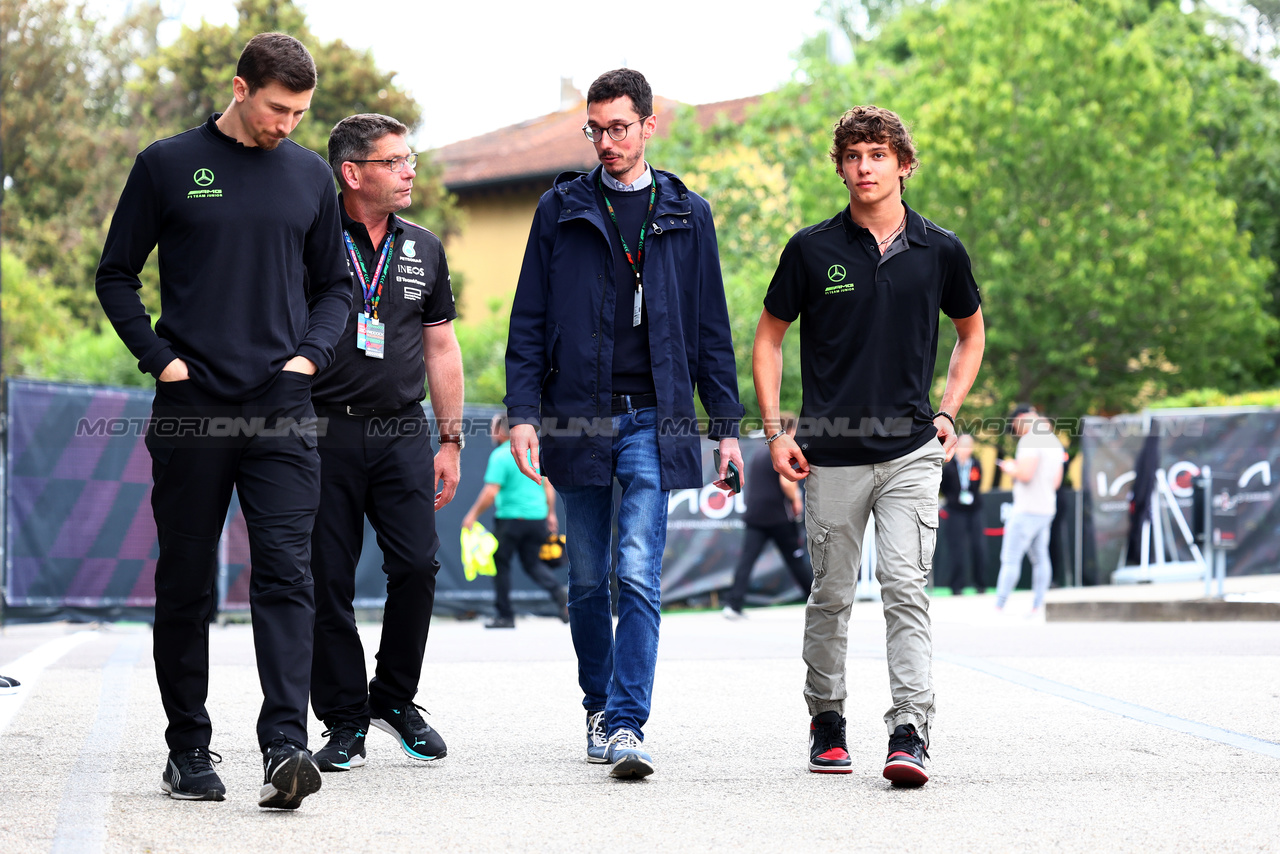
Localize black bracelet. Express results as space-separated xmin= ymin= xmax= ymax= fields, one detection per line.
xmin=934 ymin=411 xmax=956 ymax=430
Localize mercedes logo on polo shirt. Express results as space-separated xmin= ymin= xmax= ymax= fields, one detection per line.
xmin=827 ymin=264 xmax=846 ymax=282
xmin=402 ymin=239 xmax=417 ymax=259
xmin=193 ymin=168 xmax=215 ymax=187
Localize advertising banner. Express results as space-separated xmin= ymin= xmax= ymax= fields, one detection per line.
xmin=1080 ymin=408 xmax=1280 ymax=582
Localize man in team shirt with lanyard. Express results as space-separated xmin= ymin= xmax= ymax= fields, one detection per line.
xmin=307 ymin=113 xmax=464 ymax=774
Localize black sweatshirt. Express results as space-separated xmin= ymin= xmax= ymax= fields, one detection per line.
xmin=96 ymin=114 xmax=352 ymax=400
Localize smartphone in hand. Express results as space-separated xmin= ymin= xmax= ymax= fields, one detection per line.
xmin=712 ymin=449 xmax=742 ymax=494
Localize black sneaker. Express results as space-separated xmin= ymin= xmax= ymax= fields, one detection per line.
xmin=485 ymin=617 xmax=515 ymax=629
xmin=0 ymin=675 xmax=19 ymax=695
xmin=162 ymin=747 xmax=226 ymax=801
xmin=259 ymin=739 xmax=322 ymax=809
xmin=883 ymin=724 xmax=930 ymax=787
xmin=808 ymin=711 xmax=852 ymax=774
xmin=370 ymin=700 xmax=447 ymax=761
xmin=313 ymin=721 xmax=367 ymax=772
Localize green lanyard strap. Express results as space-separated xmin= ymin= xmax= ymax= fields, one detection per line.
xmin=598 ymin=172 xmax=657 ymax=290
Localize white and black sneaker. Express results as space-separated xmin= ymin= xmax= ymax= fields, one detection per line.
xmin=258 ymin=739 xmax=321 ymax=809
xmin=313 ymin=721 xmax=367 ymax=772
xmin=586 ymin=710 xmax=609 ymax=763
xmin=370 ymin=700 xmax=446 ymax=761
xmin=161 ymin=747 xmax=226 ymax=801
xmin=0 ymin=675 xmax=20 ymax=695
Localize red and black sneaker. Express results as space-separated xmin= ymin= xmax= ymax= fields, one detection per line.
xmin=808 ymin=711 xmax=852 ymax=773
xmin=883 ymin=723 xmax=930 ymax=787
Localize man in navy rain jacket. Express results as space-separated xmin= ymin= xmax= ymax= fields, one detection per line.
xmin=505 ymin=69 xmax=743 ymax=780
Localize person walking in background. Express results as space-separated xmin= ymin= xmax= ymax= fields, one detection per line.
xmin=308 ymin=113 xmax=462 ymax=774
xmin=995 ymin=405 xmax=1064 ymax=618
xmin=95 ymin=33 xmax=350 ymax=808
xmin=723 ymin=412 xmax=812 ymax=619
xmin=505 ymin=68 xmax=744 ymax=780
xmin=461 ymin=414 xmax=569 ymax=629
xmin=753 ymin=106 xmax=984 ymax=787
xmin=938 ymin=434 xmax=987 ymax=595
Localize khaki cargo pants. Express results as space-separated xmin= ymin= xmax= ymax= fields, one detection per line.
xmin=802 ymin=440 xmax=942 ymax=745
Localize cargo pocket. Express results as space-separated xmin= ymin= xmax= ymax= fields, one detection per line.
xmin=807 ymin=516 xmax=832 ymax=579
xmin=917 ymin=501 xmax=939 ymax=572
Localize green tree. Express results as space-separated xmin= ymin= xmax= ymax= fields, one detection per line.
xmin=665 ymin=0 xmax=1277 ymax=431
xmin=1 ymin=0 xmax=162 ymax=319
xmin=2 ymin=0 xmax=466 ymax=385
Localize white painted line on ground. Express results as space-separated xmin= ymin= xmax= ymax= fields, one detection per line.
xmin=941 ymin=652 xmax=1280 ymax=759
xmin=51 ymin=632 xmax=145 ymax=854
xmin=0 ymin=631 xmax=96 ymax=736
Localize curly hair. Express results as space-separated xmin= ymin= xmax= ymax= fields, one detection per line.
xmin=829 ymin=106 xmax=919 ymax=191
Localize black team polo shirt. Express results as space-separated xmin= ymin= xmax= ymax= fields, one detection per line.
xmin=763 ymin=202 xmax=981 ymax=467
xmin=309 ymin=196 xmax=457 ymax=411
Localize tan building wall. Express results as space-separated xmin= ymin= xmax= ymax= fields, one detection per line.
xmin=446 ymin=188 xmax=542 ymax=322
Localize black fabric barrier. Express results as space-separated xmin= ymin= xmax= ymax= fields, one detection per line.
xmin=1 ymin=381 xmax=808 ymax=621
xmin=1081 ymin=409 xmax=1280 ymax=583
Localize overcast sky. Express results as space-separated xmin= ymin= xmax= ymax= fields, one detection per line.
xmin=138 ymin=0 xmax=831 ymax=149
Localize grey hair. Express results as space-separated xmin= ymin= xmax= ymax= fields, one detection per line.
xmin=328 ymin=113 xmax=409 ymax=186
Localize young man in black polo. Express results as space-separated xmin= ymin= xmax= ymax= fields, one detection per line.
xmin=96 ymin=34 xmax=351 ymax=809
xmin=307 ymin=113 xmax=463 ymax=773
xmin=753 ymin=106 xmax=985 ymax=786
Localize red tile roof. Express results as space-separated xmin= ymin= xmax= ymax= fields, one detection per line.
xmin=434 ymin=95 xmax=760 ymax=191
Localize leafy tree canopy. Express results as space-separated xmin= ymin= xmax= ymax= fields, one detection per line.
xmin=659 ymin=0 xmax=1278 ymax=436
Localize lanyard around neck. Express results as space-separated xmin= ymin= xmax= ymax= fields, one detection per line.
xmin=598 ymin=173 xmax=657 ymax=290
xmin=343 ymin=229 xmax=395 ymax=320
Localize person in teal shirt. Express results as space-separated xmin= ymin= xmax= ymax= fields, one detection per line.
xmin=461 ymin=414 xmax=569 ymax=627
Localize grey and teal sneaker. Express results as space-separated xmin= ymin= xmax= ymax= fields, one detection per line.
xmin=606 ymin=729 xmax=654 ymax=779
xmin=586 ymin=710 xmax=609 ymax=763
xmin=161 ymin=747 xmax=226 ymax=801
xmin=259 ymin=739 xmax=321 ymax=809
xmin=370 ymin=700 xmax=446 ymax=761
xmin=314 ymin=721 xmax=367 ymax=772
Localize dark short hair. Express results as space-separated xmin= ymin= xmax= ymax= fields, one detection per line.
xmin=587 ymin=69 xmax=653 ymax=119
xmin=830 ymin=105 xmax=919 ymax=191
xmin=236 ymin=33 xmax=316 ymax=94
xmin=328 ymin=114 xmax=410 ymax=186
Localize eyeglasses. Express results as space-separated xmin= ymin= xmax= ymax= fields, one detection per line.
xmin=581 ymin=117 xmax=651 ymax=143
xmin=348 ymin=153 xmax=418 ymax=172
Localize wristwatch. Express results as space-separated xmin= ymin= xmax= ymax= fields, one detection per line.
xmin=439 ymin=433 xmax=465 ymax=450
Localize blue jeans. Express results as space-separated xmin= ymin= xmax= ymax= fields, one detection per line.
xmin=557 ymin=407 xmax=668 ymax=740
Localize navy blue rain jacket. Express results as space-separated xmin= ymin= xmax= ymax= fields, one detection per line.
xmin=505 ymin=165 xmax=744 ymax=490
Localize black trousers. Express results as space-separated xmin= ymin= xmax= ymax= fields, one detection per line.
xmin=940 ymin=506 xmax=987 ymax=593
xmin=310 ymin=408 xmax=440 ymax=725
xmin=725 ymin=521 xmax=813 ymax=612
xmin=492 ymin=517 xmax=567 ymax=619
xmin=147 ymin=372 xmax=320 ymax=752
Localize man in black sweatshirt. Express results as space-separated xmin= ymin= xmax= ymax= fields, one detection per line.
xmin=95 ymin=33 xmax=351 ymax=810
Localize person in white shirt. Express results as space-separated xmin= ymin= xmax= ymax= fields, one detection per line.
xmin=995 ymin=405 xmax=1064 ymax=616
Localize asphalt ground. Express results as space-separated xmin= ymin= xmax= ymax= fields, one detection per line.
xmin=1 ymin=587 xmax=1278 ymax=853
